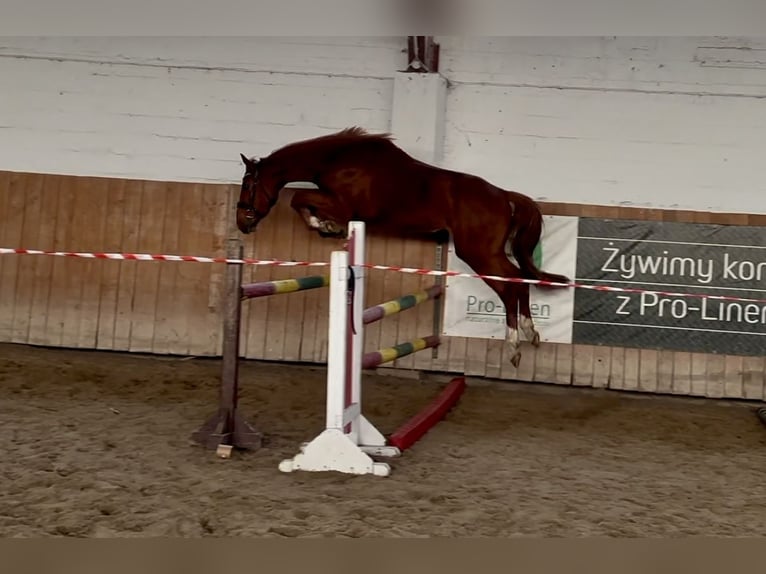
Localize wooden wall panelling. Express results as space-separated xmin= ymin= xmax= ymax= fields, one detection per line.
xmin=670 ymin=352 xmax=692 ymax=396
xmin=553 ymin=343 xmax=574 ymax=385
xmin=483 ymin=340 xmax=504 ymax=380
xmin=58 ymin=175 xmax=92 ymax=348
xmin=591 ymin=344 xmax=612 ymax=389
xmin=94 ymin=177 xmax=127 ymax=351
xmin=111 ymin=179 xmax=144 ymax=351
xmin=10 ymin=173 xmax=44 ymax=344
xmin=622 ymin=349 xmax=641 ymax=392
xmin=163 ymin=182 xmax=200 ymax=356
xmin=517 ymin=340 xmax=539 ymax=383
xmin=301 ymin=212 xmax=334 ymax=363
xmin=375 ymin=234 xmax=406 ymax=369
xmin=656 ymin=350 xmax=675 ymax=394
xmin=278 ymin=204 xmax=310 ymax=363
xmin=723 ymin=355 xmax=745 ymax=399
xmin=394 ymin=238 xmax=434 ymax=372
xmin=704 ymin=355 xmax=726 ymax=398
xmin=496 ymin=340 xmax=516 ymax=382
xmin=446 ymin=336 xmax=468 ymax=376
xmin=76 ymin=176 xmax=111 ymax=349
xmin=127 ymin=180 xmax=169 ymax=354
xmin=638 ymin=349 xmax=659 ymax=393
xmin=463 ymin=336 xmax=488 ymax=378
xmin=531 ymin=342 xmax=556 ymax=384
xmin=27 ymin=174 xmax=60 ymax=346
xmin=689 ymin=353 xmax=708 ymax=397
xmin=607 ymin=347 xmax=626 ymax=391
xmin=44 ymin=173 xmax=78 ymax=348
xmin=0 ymin=171 xmax=15 ymax=341
xmin=409 ymin=238 xmax=440 ymax=372
xmin=572 ymin=344 xmax=595 ymax=387
xmin=261 ymin=200 xmax=298 ymax=362
xmin=238 ymin=188 xmax=267 ymax=361
xmin=742 ymin=356 xmax=766 ymax=400
xmin=150 ymin=184 xmax=186 ymax=354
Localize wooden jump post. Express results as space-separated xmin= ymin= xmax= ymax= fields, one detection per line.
xmin=192 ymin=239 xmax=263 ymax=458
xmin=279 ymin=221 xmax=465 ymax=477
xmin=192 ymin=252 xmax=328 ymax=458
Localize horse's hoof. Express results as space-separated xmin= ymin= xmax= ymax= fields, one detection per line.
xmin=531 ymin=332 xmax=541 ymax=347
xmin=510 ymin=352 xmax=521 ymax=368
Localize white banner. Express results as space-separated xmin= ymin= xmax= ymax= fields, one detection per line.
xmin=442 ymin=215 xmax=579 ymax=343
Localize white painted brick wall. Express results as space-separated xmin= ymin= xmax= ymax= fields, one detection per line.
xmin=438 ymin=37 xmax=766 ymax=214
xmin=1 ymin=36 xmax=765 ymax=213
xmin=0 ymin=37 xmax=401 ymax=183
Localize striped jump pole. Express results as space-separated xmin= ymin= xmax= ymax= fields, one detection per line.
xmin=362 ymin=285 xmax=442 ymax=325
xmin=241 ymin=275 xmax=329 ymax=299
xmin=362 ymin=335 xmax=440 ymax=370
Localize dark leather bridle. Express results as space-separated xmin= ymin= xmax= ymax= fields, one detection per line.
xmin=237 ymin=173 xmax=260 ymax=222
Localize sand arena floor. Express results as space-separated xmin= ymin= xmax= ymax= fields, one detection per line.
xmin=1 ymin=342 xmax=765 ymax=537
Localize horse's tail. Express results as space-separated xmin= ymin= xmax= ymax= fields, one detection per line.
xmin=508 ymin=195 xmax=570 ymax=288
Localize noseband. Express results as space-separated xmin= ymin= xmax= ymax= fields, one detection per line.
xmin=236 ymin=200 xmax=258 ymax=221
xmin=237 ymin=174 xmax=260 ymax=221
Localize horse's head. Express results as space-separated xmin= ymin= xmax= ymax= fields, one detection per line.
xmin=236 ymin=153 xmax=278 ymax=234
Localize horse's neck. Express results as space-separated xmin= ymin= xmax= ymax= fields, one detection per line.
xmin=265 ymin=144 xmax=329 ymax=186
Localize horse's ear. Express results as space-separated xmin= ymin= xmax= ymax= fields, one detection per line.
xmin=239 ymin=153 xmax=261 ymax=170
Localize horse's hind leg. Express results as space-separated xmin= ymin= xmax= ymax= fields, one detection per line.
xmin=455 ymin=242 xmax=526 ymax=368
xmin=518 ymin=285 xmax=540 ymax=347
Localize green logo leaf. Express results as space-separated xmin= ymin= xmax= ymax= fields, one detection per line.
xmin=533 ymin=240 xmax=543 ymax=268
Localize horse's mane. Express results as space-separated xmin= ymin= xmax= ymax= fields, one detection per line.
xmin=334 ymin=126 xmax=393 ymax=141
xmin=267 ymin=126 xmax=395 ymax=159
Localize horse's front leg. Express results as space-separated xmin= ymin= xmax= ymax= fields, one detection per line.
xmin=290 ymin=189 xmax=348 ymax=237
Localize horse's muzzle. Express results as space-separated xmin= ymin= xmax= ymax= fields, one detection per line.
xmin=236 ymin=210 xmax=258 ymax=234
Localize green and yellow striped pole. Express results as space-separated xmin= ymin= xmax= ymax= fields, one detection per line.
xmin=362 ymin=285 xmax=442 ymax=325
xmin=362 ymin=335 xmax=440 ymax=369
xmin=241 ymin=275 xmax=329 ymax=299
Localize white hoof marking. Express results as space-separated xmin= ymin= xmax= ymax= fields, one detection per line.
xmin=520 ymin=316 xmax=537 ymax=341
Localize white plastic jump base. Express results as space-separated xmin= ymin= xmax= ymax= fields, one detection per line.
xmin=296 ymin=413 xmax=400 ymax=459
xmin=279 ymin=222 xmax=401 ymax=477
xmin=278 ymin=429 xmax=393 ymax=477
xmin=282 ymin=414 xmax=401 ymax=476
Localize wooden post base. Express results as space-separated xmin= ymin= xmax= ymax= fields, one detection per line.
xmin=192 ymin=409 xmax=263 ymax=453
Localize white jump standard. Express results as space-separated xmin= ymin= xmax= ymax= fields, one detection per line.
xmin=278 ymin=221 xmax=457 ymax=477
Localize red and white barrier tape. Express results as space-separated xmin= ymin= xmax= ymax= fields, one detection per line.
xmin=0 ymin=247 xmax=327 ymax=267
xmin=2 ymin=246 xmax=765 ymax=304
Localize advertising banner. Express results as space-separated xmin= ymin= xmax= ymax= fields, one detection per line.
xmin=442 ymin=215 xmax=579 ymax=344
xmin=572 ymin=218 xmax=766 ymax=357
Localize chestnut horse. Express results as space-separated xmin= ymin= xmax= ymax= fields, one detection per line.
xmin=236 ymin=127 xmax=569 ymax=367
